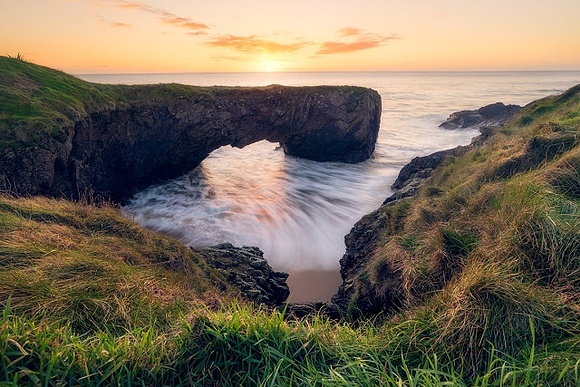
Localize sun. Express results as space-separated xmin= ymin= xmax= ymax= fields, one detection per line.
xmin=260 ymin=58 xmax=279 ymax=73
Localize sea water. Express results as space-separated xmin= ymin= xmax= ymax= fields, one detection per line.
xmin=79 ymin=71 xmax=580 ymax=302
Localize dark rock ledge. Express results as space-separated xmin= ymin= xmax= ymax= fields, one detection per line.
xmin=196 ymin=243 xmax=290 ymax=307
xmin=438 ymin=102 xmax=521 ymax=130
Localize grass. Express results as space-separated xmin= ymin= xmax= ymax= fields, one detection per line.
xmin=0 ymin=194 xmax=234 ymax=335
xmin=345 ymin=83 xmax=580 ymax=381
xmin=0 ymin=56 xmax=120 ymax=147
xmin=1 ymin=300 xmax=579 ymax=386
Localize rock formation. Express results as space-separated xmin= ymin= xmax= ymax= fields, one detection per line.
xmin=331 ymin=208 xmax=392 ymax=318
xmin=0 ymin=84 xmax=381 ymax=202
xmin=197 ymin=243 xmax=290 ymax=306
xmin=439 ymin=102 xmax=521 ymax=129
xmin=383 ymin=102 xmax=517 ymax=204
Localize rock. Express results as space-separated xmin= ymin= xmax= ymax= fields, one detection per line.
xmin=384 ymin=145 xmax=469 ymax=204
xmin=332 ymin=209 xmax=391 ymax=318
xmin=439 ymin=102 xmax=521 ymax=129
xmin=383 ymin=124 xmax=501 ymax=205
xmin=196 ymin=243 xmax=290 ymax=307
xmin=1 ymin=84 xmax=381 ymax=202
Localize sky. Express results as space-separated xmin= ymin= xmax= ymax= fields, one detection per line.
xmin=2 ymin=0 xmax=580 ymax=74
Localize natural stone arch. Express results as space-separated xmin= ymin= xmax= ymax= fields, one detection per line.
xmin=2 ymin=85 xmax=381 ymax=202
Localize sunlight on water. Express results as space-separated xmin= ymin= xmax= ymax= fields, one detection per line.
xmin=108 ymin=71 xmax=580 ymax=301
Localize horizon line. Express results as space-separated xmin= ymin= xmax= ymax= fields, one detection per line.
xmin=74 ymin=68 xmax=580 ymax=76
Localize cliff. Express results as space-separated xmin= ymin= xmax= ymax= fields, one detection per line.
xmin=0 ymin=56 xmax=381 ymax=202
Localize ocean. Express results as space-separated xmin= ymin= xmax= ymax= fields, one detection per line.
xmin=79 ymin=71 xmax=580 ymax=302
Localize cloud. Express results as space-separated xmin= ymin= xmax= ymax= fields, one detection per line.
xmin=162 ymin=16 xmax=208 ymax=32
xmin=338 ymin=27 xmax=364 ymax=37
xmin=317 ymin=40 xmax=383 ymax=55
xmin=207 ymin=35 xmax=308 ymax=53
xmin=109 ymin=21 xmax=132 ymax=28
xmin=95 ymin=0 xmax=209 ymax=33
xmin=93 ymin=14 xmax=132 ymax=28
xmin=315 ymin=27 xmax=398 ymax=55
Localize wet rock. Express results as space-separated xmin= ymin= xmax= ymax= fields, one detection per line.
xmin=439 ymin=102 xmax=521 ymax=129
xmin=196 ymin=243 xmax=290 ymax=307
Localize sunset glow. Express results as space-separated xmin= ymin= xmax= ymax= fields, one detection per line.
xmin=260 ymin=59 xmax=279 ymax=73
xmin=1 ymin=0 xmax=580 ymax=73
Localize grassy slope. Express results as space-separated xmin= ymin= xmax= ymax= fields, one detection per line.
xmin=351 ymin=84 xmax=580 ymax=377
xmin=0 ymin=195 xmax=236 ymax=334
xmin=0 ymin=56 xmax=118 ymax=147
xmin=1 ymin=57 xmax=579 ymax=385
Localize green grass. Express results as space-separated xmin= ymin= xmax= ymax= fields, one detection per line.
xmin=1 ymin=301 xmax=579 ymax=386
xmin=345 ymin=83 xmax=580 ymax=381
xmin=1 ymin=191 xmax=577 ymax=385
xmin=0 ymin=56 xmax=119 ymax=147
xmin=0 ymin=194 xmax=235 ymax=335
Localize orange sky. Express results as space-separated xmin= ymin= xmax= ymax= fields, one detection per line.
xmin=2 ymin=0 xmax=580 ymax=73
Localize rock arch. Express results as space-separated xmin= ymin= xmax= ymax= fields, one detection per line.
xmin=3 ymin=85 xmax=381 ymax=202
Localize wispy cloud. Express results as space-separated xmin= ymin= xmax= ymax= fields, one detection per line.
xmin=93 ymin=14 xmax=132 ymax=28
xmin=161 ymin=16 xmax=208 ymax=31
xmin=110 ymin=21 xmax=132 ymax=28
xmin=207 ymin=35 xmax=309 ymax=53
xmin=316 ymin=27 xmax=398 ymax=55
xmin=95 ymin=0 xmax=209 ymax=33
xmin=338 ymin=27 xmax=365 ymax=37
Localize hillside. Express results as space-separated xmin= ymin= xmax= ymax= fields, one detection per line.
xmin=1 ymin=57 xmax=579 ymax=385
xmin=0 ymin=195 xmax=238 ymax=333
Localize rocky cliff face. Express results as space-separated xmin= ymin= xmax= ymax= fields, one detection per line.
xmin=1 ymin=84 xmax=381 ymax=202
xmin=439 ymin=102 xmax=521 ymax=129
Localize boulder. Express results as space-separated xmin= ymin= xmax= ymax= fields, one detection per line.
xmin=196 ymin=243 xmax=290 ymax=307
xmin=439 ymin=102 xmax=521 ymax=129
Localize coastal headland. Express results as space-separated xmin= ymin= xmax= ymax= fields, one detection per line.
xmin=1 ymin=56 xmax=579 ymax=385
